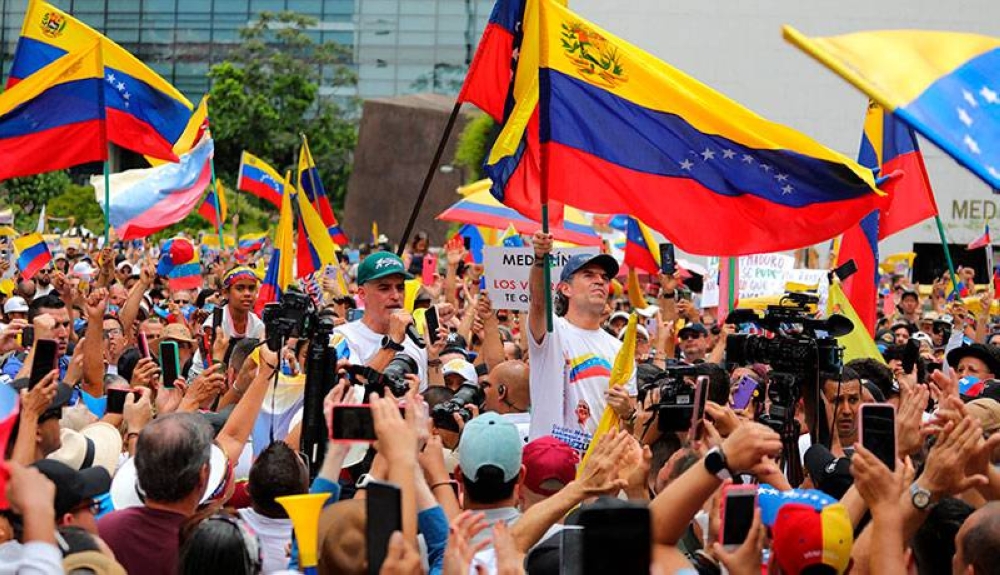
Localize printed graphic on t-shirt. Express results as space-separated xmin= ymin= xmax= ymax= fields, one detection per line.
xmin=569 ymin=353 xmax=611 ymax=383
xmin=551 ymin=424 xmax=592 ymax=454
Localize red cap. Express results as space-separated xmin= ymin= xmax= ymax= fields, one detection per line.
xmin=770 ymin=502 xmax=853 ymax=575
xmin=522 ymin=436 xmax=578 ymax=496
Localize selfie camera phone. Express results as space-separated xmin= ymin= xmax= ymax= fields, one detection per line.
xmin=659 ymin=243 xmax=676 ymax=275
xmin=106 ymin=388 xmax=131 ymax=415
xmin=859 ymin=403 xmax=897 ymax=470
xmin=366 ymin=480 xmax=403 ymax=575
xmin=28 ymin=339 xmax=58 ymax=390
xmin=20 ymin=325 xmax=34 ymax=349
xmin=719 ymin=484 xmax=758 ymax=550
xmin=159 ymin=340 xmax=181 ymax=389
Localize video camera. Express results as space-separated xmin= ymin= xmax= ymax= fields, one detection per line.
xmin=261 ymin=291 xmax=316 ymax=352
xmin=640 ymin=365 xmax=700 ymax=433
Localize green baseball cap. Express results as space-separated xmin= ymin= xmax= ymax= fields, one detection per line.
xmin=356 ymin=251 xmax=413 ymax=285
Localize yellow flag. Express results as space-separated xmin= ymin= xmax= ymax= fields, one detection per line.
xmin=404 ymin=278 xmax=421 ymax=313
xmin=829 ymin=283 xmax=885 ymax=364
xmin=578 ymin=312 xmax=636 ymax=475
xmin=627 ymin=269 xmax=647 ymax=310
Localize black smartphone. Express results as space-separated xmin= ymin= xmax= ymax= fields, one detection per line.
xmin=20 ymin=325 xmax=34 ymax=349
xmin=331 ymin=405 xmax=377 ymax=442
xmin=29 ymin=339 xmax=58 ymax=390
xmin=346 ymin=308 xmax=364 ymax=322
xmin=425 ymin=306 xmax=440 ymax=346
xmin=559 ymin=527 xmax=584 ymax=575
xmin=212 ymin=306 xmax=224 ymax=331
xmin=902 ymin=338 xmax=920 ymax=374
xmin=106 ymin=388 xmax=131 ymax=415
xmin=159 ymin=340 xmax=180 ymax=389
xmin=138 ymin=331 xmax=151 ymax=359
xmin=366 ymin=480 xmax=403 ymax=575
xmin=578 ymin=504 xmax=650 ymax=575
xmin=463 ymin=236 xmax=472 ymax=251
xmin=720 ymin=485 xmax=758 ymax=550
xmin=860 ymin=404 xmax=897 ymax=470
xmin=658 ymin=243 xmax=676 ymax=275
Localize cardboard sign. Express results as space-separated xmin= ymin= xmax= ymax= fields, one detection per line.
xmin=483 ymin=246 xmax=596 ymax=311
xmin=703 ymin=254 xmax=795 ymax=307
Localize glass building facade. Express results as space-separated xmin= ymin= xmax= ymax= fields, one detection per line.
xmin=0 ymin=0 xmax=494 ymax=101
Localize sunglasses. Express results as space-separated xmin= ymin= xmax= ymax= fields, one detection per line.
xmin=679 ymin=332 xmax=703 ymax=341
xmin=173 ymin=299 xmax=191 ymax=305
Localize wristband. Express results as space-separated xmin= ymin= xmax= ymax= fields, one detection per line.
xmin=431 ymin=480 xmax=458 ymax=491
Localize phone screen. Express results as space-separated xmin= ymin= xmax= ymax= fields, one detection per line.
xmin=366 ymin=481 xmax=402 ymax=575
xmin=860 ymin=404 xmax=897 ymax=470
xmin=29 ymin=339 xmax=58 ymax=389
xmin=902 ymin=339 xmax=919 ymax=374
xmin=212 ymin=306 xmax=224 ymax=331
xmin=580 ymin=506 xmax=650 ymax=575
xmin=331 ymin=405 xmax=377 ymax=442
xmin=20 ymin=325 xmax=34 ymax=349
xmin=425 ymin=306 xmax=440 ymax=346
xmin=159 ymin=341 xmax=180 ymax=388
xmin=721 ymin=487 xmax=757 ymax=547
xmin=106 ymin=388 xmax=130 ymax=414
xmin=658 ymin=243 xmax=676 ymax=275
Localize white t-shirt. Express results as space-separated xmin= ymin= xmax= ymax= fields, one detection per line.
xmin=190 ymin=305 xmax=265 ymax=380
xmin=237 ymin=507 xmax=292 ymax=575
xmin=528 ymin=316 xmax=636 ymax=448
xmin=332 ymin=320 xmax=428 ymax=390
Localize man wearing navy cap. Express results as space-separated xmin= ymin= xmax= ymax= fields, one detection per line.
xmin=527 ymin=232 xmax=636 ymax=442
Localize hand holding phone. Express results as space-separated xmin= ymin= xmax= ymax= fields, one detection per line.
xmin=366 ymin=480 xmax=402 ymax=575
xmin=659 ymin=243 xmax=676 ymax=275
xmin=424 ymin=306 xmax=440 ymax=346
xmin=902 ymin=339 xmax=919 ymax=375
xmin=159 ymin=341 xmax=181 ymax=388
xmin=422 ymin=253 xmax=437 ymax=286
xmin=29 ymin=339 xmax=58 ymax=390
xmin=138 ymin=332 xmax=151 ymax=359
xmin=106 ymin=388 xmax=132 ymax=414
xmin=719 ymin=484 xmax=758 ymax=551
xmin=331 ymin=405 xmax=377 ymax=442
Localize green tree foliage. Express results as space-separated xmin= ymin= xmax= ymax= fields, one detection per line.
xmin=0 ymin=171 xmax=72 ymax=229
xmin=208 ymin=11 xmax=358 ymax=211
xmin=46 ymin=182 xmax=106 ymax=233
xmin=453 ymin=113 xmax=497 ymax=183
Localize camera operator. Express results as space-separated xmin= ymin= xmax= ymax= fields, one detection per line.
xmin=332 ymin=251 xmax=427 ymax=389
xmin=527 ymin=232 xmax=635 ymax=443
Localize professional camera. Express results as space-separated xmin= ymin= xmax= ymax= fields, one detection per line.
xmin=345 ymin=353 xmax=417 ymax=399
xmin=641 ymin=365 xmax=701 ymax=433
xmin=432 ymin=383 xmax=485 ymax=433
xmin=261 ymin=291 xmax=316 ymax=351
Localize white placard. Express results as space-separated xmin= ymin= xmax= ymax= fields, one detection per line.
xmin=483 ymin=246 xmax=596 ymax=311
xmin=702 ymin=254 xmax=796 ymax=307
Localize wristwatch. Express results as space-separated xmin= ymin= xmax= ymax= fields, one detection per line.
xmin=355 ymin=473 xmax=373 ymax=489
xmin=910 ymin=482 xmax=934 ymax=511
xmin=703 ymin=447 xmax=732 ymax=481
xmin=380 ymin=336 xmax=404 ymax=352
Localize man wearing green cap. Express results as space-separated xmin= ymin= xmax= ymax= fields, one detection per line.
xmin=332 ymin=251 xmax=427 ymax=388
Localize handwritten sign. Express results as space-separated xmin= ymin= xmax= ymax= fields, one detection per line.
xmin=483 ymin=246 xmax=595 ymax=311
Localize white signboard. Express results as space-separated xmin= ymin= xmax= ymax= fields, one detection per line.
xmin=702 ymin=254 xmax=795 ymax=307
xmin=483 ymin=246 xmax=596 ymax=311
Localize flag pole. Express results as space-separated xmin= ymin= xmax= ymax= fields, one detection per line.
xmin=396 ymin=102 xmax=463 ymax=256
xmin=537 ymin=0 xmax=553 ymax=333
xmin=726 ymin=256 xmax=736 ymax=312
xmin=934 ymin=215 xmax=959 ymax=293
xmin=98 ymin=41 xmax=111 ymax=245
xmin=209 ymin=162 xmax=225 ymax=251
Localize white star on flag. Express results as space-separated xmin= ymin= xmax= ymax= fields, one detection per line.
xmin=722 ymin=149 xmax=736 ymax=159
xmin=981 ymin=86 xmax=999 ymax=104
xmin=701 ymin=148 xmax=715 ymax=161
xmin=679 ymin=159 xmax=694 ymax=171
xmin=741 ymin=154 xmax=754 ymax=164
xmin=107 ymin=73 xmax=116 ymax=83
xmin=965 ymin=134 xmax=982 ymax=154
xmin=964 ymin=90 xmax=979 ymax=107
xmin=958 ymin=108 xmax=973 ymax=127
xmin=782 ymin=184 xmax=794 ymax=195
xmin=775 ymin=173 xmax=788 ymax=182
xmin=760 ymin=164 xmax=772 ymax=173
xmin=116 ymin=81 xmax=125 ymax=91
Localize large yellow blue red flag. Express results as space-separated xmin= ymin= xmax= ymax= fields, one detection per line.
xmin=255 ymin=186 xmax=294 ymax=315
xmin=536 ymin=1 xmax=882 ymax=256
xmin=237 ymin=152 xmax=284 ymax=208
xmin=298 ymin=136 xmax=348 ymax=246
xmin=784 ymin=27 xmax=1000 ymax=191
xmin=7 ymin=0 xmax=193 ymax=161
xmin=0 ymin=41 xmax=106 ymax=181
xmin=291 ymin=174 xmax=338 ymax=279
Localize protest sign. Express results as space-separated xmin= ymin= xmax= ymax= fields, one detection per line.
xmin=703 ymin=254 xmax=795 ymax=307
xmin=483 ymin=246 xmax=595 ymax=311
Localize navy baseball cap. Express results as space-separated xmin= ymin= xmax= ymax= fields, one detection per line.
xmin=559 ymin=253 xmax=619 ymax=283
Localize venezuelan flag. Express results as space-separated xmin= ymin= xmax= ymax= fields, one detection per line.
xmin=197 ymin=180 xmax=227 ymax=228
xmin=458 ymin=0 xmax=523 ymax=122
xmin=13 ymin=232 xmax=51 ymax=280
xmin=237 ymin=151 xmax=284 ymax=208
xmin=536 ymin=2 xmax=881 ymax=257
xmin=293 ymin=175 xmax=339 ymax=279
xmin=298 ymin=136 xmax=349 ymax=246
xmin=624 ymin=217 xmax=660 ymax=275
xmin=482 ymin=0 xmax=566 ymax=226
xmin=7 ymin=0 xmax=192 ymax=161
xmin=858 ymin=102 xmax=937 ymax=239
xmin=0 ymin=42 xmax=106 ymax=181
xmin=835 ymin=210 xmax=880 ymax=336
xmin=158 ymin=237 xmax=200 ymax=291
xmin=255 ymin=185 xmax=295 ymax=315
xmin=500 ymin=223 xmax=524 ymax=247
xmin=829 ymin=283 xmax=885 ymax=364
xmin=92 ymin=138 xmax=214 ymax=240
xmin=238 ymin=231 xmax=268 ymax=254
xmin=147 ymin=95 xmax=209 ymax=166
xmin=785 ymin=27 xmax=1000 ymax=191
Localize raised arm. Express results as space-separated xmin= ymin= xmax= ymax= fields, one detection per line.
xmin=528 ymin=231 xmax=554 ymax=344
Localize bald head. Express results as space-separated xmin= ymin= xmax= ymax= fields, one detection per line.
xmin=955 ymin=501 xmax=1000 ymax=575
xmin=485 ymin=360 xmax=530 ymax=414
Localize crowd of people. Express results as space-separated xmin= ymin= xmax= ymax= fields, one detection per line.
xmin=0 ymin=227 xmax=999 ymax=575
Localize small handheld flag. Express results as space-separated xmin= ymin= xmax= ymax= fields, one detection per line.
xmin=968 ymin=225 xmax=992 ymax=250
xmin=13 ymin=233 xmax=51 ymax=280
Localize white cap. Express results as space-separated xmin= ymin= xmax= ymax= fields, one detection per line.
xmin=72 ymin=261 xmax=95 ymax=279
xmin=442 ymin=358 xmax=478 ymax=384
xmin=619 ymin=324 xmax=650 ymax=341
xmin=3 ymin=296 xmax=28 ymax=314
xmin=609 ymin=311 xmax=630 ymax=323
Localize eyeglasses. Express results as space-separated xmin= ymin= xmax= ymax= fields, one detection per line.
xmin=103 ymin=327 xmax=123 ymax=338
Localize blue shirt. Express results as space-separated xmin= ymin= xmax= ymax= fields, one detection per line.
xmin=1 ymin=354 xmax=70 ymax=382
